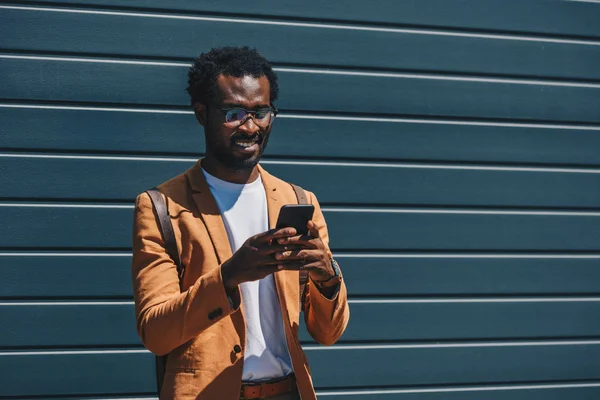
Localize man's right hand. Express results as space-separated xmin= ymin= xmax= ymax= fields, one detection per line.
xmin=220 ymin=227 xmax=300 ymax=293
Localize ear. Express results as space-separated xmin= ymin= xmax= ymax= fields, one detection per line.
xmin=192 ymin=102 xmax=207 ymax=126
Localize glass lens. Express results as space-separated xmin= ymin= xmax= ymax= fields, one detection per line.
xmin=223 ymin=108 xmax=274 ymax=127
xmin=225 ymin=109 xmax=248 ymax=123
xmin=255 ymin=109 xmax=271 ymax=121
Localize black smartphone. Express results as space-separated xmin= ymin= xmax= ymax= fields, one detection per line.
xmin=275 ymin=204 xmax=315 ymax=235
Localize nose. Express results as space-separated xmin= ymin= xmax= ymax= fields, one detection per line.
xmin=237 ymin=115 xmax=260 ymax=135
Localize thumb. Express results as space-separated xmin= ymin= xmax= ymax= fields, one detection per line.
xmin=307 ymin=220 xmax=320 ymax=238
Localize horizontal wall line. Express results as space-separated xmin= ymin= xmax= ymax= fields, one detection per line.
xmin=3 ymin=152 xmax=600 ymax=174
xmin=263 ymin=160 xmax=600 ymax=174
xmin=348 ymin=297 xmax=600 ymax=304
xmin=3 ymin=102 xmax=600 ymax=131
xmin=3 ymin=339 xmax=600 ymax=355
xmin=334 ymin=252 xmax=600 ymax=259
xmin=282 ymin=113 xmax=600 ymax=131
xmin=0 ymin=251 xmax=133 ymax=256
xmin=321 ymin=207 xmax=600 ymax=216
xmin=276 ymin=67 xmax=600 ymax=88
xmin=0 ymin=152 xmax=196 ymax=163
xmin=2 ymin=381 xmax=598 ymax=398
xmin=2 ymin=4 xmax=600 ymax=46
xmin=317 ymin=381 xmax=600 ymax=396
xmin=0 ymin=202 xmax=133 ymax=209
xmin=2 ymin=53 xmax=600 ymax=88
xmin=4 ymin=296 xmax=600 ymax=306
xmin=0 ymin=349 xmax=149 ymax=356
xmin=0 ymin=301 xmax=135 ymax=306
xmin=0 ymin=53 xmax=187 ymax=67
xmin=2 ymin=201 xmax=600 ymax=216
xmin=86 ymin=398 xmax=155 ymax=400
xmin=303 ymin=339 xmax=600 ymax=351
xmin=0 ymin=102 xmax=194 ymax=114
xmin=56 ymin=394 xmax=159 ymax=400
xmin=30 ymin=397 xmax=155 ymax=400
xmin=57 ymin=398 xmax=155 ymax=400
xmin=2 ymin=251 xmax=600 ymax=258
xmin=5 ymin=1 xmax=600 ymax=43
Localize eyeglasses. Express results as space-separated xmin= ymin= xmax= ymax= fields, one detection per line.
xmin=216 ymin=106 xmax=278 ymax=128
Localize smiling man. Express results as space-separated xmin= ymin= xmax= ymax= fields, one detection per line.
xmin=132 ymin=47 xmax=349 ymax=400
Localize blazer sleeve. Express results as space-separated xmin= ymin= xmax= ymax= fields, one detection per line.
xmin=302 ymin=191 xmax=350 ymax=346
xmin=131 ymin=192 xmax=237 ymax=356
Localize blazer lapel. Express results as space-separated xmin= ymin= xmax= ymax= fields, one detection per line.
xmin=185 ymin=161 xmax=233 ymax=264
xmin=259 ymin=165 xmax=300 ymax=317
xmin=259 ymin=165 xmax=283 ymax=231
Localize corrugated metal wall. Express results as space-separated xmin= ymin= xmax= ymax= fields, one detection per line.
xmin=2 ymin=1 xmax=600 ymax=398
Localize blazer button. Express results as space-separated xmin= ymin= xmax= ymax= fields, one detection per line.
xmin=233 ymin=344 xmax=242 ymax=354
xmin=208 ymin=308 xmax=223 ymax=321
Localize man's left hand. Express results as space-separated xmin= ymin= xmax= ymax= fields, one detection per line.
xmin=274 ymin=220 xmax=334 ymax=282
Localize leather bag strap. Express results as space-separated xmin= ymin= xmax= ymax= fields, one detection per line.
xmin=291 ymin=183 xmax=308 ymax=206
xmin=144 ymin=188 xmax=183 ymax=396
xmin=145 ymin=188 xmax=184 ymax=280
xmin=290 ymin=184 xmax=309 ymax=311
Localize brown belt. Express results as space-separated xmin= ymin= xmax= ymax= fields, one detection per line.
xmin=240 ymin=374 xmax=297 ymax=399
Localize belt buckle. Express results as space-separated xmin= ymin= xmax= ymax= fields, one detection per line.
xmin=240 ymin=381 xmax=263 ymax=399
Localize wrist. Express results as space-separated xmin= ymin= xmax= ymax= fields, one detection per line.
xmin=220 ymin=261 xmax=239 ymax=293
xmin=221 ymin=262 xmax=241 ymax=309
xmin=313 ymin=258 xmax=342 ymax=288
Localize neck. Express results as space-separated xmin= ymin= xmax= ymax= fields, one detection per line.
xmin=201 ymin=156 xmax=260 ymax=184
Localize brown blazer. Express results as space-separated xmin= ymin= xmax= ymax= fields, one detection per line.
xmin=132 ymin=160 xmax=350 ymax=399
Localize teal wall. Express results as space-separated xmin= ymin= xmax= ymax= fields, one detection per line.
xmin=2 ymin=1 xmax=600 ymax=398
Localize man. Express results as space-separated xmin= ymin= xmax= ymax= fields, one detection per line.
xmin=132 ymin=46 xmax=349 ymax=400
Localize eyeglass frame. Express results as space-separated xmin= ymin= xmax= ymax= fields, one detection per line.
xmin=212 ymin=104 xmax=279 ymax=128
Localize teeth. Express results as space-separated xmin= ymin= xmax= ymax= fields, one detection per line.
xmin=234 ymin=140 xmax=256 ymax=148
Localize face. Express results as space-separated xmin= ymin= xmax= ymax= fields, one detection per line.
xmin=200 ymin=74 xmax=273 ymax=171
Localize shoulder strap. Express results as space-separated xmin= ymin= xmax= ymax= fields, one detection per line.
xmin=291 ymin=183 xmax=308 ymax=206
xmin=145 ymin=188 xmax=184 ymax=280
xmin=290 ymin=184 xmax=309 ymax=312
xmin=144 ymin=188 xmax=182 ymax=396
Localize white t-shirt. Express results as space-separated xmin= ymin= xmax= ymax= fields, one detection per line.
xmin=203 ymin=169 xmax=294 ymax=382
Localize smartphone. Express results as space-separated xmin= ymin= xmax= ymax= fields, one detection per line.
xmin=275 ymin=204 xmax=315 ymax=235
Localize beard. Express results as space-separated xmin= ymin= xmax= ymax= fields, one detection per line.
xmin=204 ymin=127 xmax=271 ymax=172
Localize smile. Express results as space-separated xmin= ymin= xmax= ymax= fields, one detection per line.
xmin=232 ymin=134 xmax=262 ymax=151
xmin=233 ymin=140 xmax=258 ymax=148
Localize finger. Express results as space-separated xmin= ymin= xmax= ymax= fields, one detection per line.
xmin=262 ymin=243 xmax=305 ymax=255
xmin=279 ymin=261 xmax=326 ymax=272
xmin=253 ymin=227 xmax=298 ymax=245
xmin=260 ymin=258 xmax=288 ymax=266
xmin=274 ymin=250 xmax=304 ymax=262
xmin=277 ymin=234 xmax=317 ymax=248
xmin=260 ymin=254 xmax=308 ymax=266
xmin=276 ymin=234 xmax=303 ymax=245
xmin=274 ymin=249 xmax=321 ymax=262
xmin=276 ymin=262 xmax=306 ymax=271
xmin=299 ymin=262 xmax=321 ymax=271
xmin=307 ymin=220 xmax=320 ymax=239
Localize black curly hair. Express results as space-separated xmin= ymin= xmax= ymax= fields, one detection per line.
xmin=186 ymin=46 xmax=279 ymax=106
